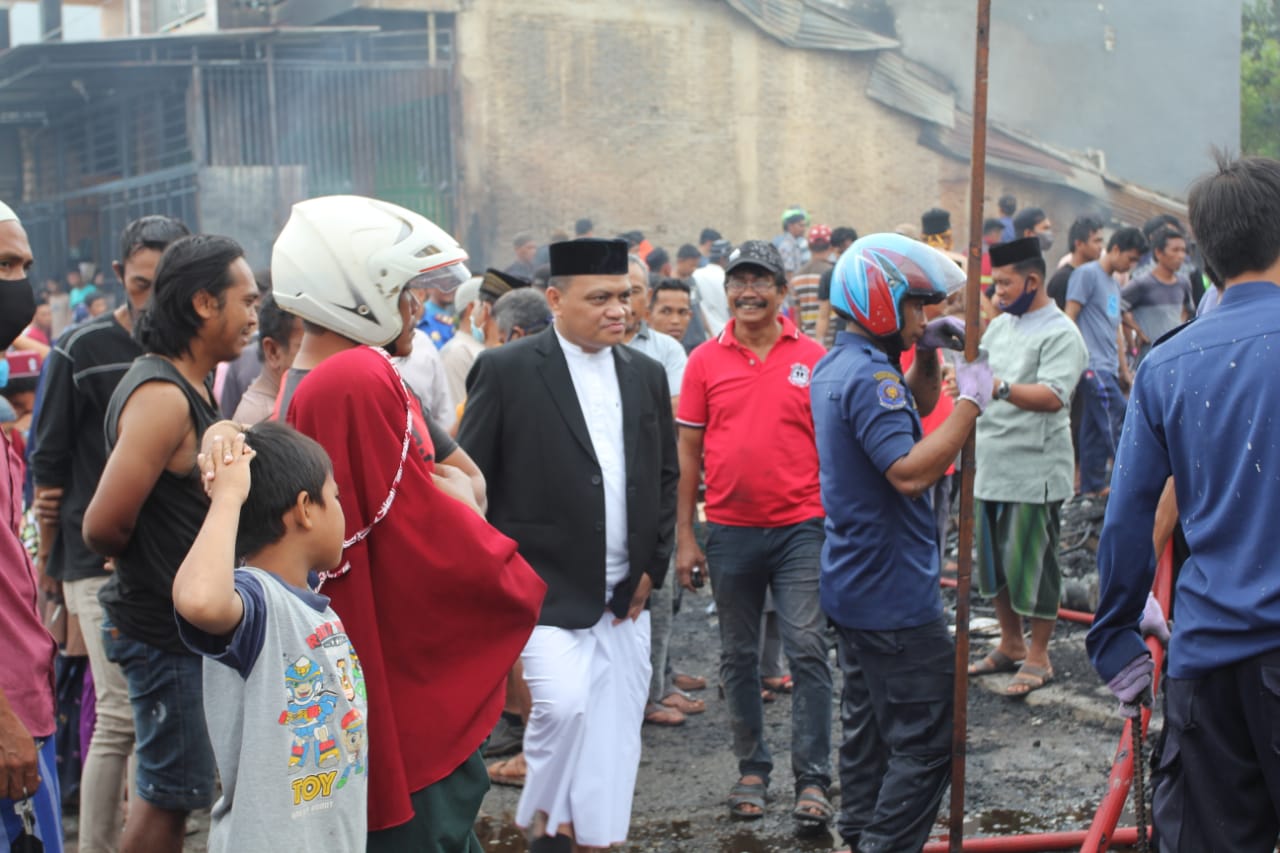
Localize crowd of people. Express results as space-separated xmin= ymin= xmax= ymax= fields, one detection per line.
xmin=0 ymin=152 xmax=1277 ymax=853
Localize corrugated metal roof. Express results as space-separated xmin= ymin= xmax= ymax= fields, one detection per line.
xmin=866 ymin=52 xmax=955 ymax=129
xmin=0 ymin=27 xmax=421 ymax=119
xmin=921 ymin=115 xmax=1187 ymax=221
xmin=724 ymin=0 xmax=899 ymax=51
xmin=1103 ymin=177 xmax=1188 ymax=224
xmin=723 ymin=0 xmax=1186 ymax=215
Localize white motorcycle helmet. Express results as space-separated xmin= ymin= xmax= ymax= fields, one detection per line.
xmin=272 ymin=195 xmax=471 ymax=347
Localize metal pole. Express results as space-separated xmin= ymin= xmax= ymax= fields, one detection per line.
xmin=265 ymin=39 xmax=282 ymax=234
xmin=949 ymin=0 xmax=992 ymax=850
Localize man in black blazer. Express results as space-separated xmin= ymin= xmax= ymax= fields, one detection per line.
xmin=458 ymin=238 xmax=678 ymax=852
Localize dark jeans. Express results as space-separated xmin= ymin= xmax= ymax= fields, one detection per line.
xmin=1077 ymin=369 xmax=1127 ymax=494
xmin=704 ymin=518 xmax=832 ymax=792
xmin=102 ymin=622 xmax=215 ymax=812
xmin=834 ymin=618 xmax=953 ymax=853
xmin=1153 ymin=649 xmax=1280 ymax=852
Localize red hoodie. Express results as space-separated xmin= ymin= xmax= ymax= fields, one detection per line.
xmin=286 ymin=345 xmax=545 ymax=830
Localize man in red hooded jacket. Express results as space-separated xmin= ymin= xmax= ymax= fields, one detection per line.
xmin=267 ymin=195 xmax=545 ymax=851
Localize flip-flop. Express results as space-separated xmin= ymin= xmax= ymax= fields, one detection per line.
xmin=762 ymin=675 xmax=793 ymax=693
xmin=660 ymin=692 xmax=706 ymax=715
xmin=673 ymin=672 xmax=707 ymax=691
xmin=1006 ymin=663 xmax=1054 ymax=698
xmin=728 ymin=777 xmax=767 ymax=820
xmin=792 ymin=785 xmax=834 ymax=833
xmin=487 ymin=753 xmax=526 ymax=787
xmin=968 ymin=649 xmax=1025 ymax=676
xmin=644 ymin=702 xmax=686 ymax=726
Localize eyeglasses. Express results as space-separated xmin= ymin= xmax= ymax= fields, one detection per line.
xmin=725 ymin=278 xmax=778 ymax=293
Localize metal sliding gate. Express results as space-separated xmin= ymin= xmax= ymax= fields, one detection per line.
xmin=15 ymin=28 xmax=458 ymax=281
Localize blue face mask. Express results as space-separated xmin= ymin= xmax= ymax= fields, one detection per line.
xmin=471 ymin=303 xmax=488 ymax=343
xmin=999 ymin=278 xmax=1038 ymax=317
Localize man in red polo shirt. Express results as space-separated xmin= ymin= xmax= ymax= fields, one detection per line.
xmin=674 ymin=240 xmax=833 ymax=834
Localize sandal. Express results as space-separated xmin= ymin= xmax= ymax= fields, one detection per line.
xmin=673 ymin=672 xmax=707 ymax=692
xmin=661 ymin=692 xmax=706 ymax=715
xmin=728 ymin=775 xmax=767 ymax=820
xmin=487 ymin=753 xmax=526 ymax=787
xmin=1006 ymin=663 xmax=1054 ymax=698
xmin=968 ymin=649 xmax=1025 ymax=677
xmin=644 ymin=701 xmax=686 ymax=726
xmin=762 ymin=674 xmax=793 ymax=693
xmin=793 ymin=785 xmax=834 ymax=833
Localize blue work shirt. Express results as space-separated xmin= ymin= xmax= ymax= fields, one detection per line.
xmin=1089 ymin=281 xmax=1280 ymax=681
xmin=418 ymin=308 xmax=455 ymax=349
xmin=810 ymin=332 xmax=942 ymax=631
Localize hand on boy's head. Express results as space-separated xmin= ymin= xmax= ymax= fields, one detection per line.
xmin=199 ymin=432 xmax=255 ymax=505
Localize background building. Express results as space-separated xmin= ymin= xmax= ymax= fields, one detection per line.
xmin=0 ymin=0 xmax=1234 ymax=277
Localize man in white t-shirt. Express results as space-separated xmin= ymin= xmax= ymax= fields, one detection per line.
xmin=691 ymin=239 xmax=732 ymax=336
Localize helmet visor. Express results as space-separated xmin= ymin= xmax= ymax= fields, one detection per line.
xmin=406 ymin=260 xmax=472 ymax=294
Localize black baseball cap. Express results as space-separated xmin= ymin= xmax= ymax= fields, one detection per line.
xmin=723 ymin=240 xmax=783 ymax=279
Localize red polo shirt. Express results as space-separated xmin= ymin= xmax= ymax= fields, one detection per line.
xmin=678 ymin=315 xmax=826 ymax=527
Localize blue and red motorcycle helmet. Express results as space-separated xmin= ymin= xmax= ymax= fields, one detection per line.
xmin=829 ymin=233 xmax=966 ymax=338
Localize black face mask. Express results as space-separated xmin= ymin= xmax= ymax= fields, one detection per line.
xmin=0 ymin=278 xmax=36 ymax=350
xmin=879 ymin=332 xmax=906 ymax=372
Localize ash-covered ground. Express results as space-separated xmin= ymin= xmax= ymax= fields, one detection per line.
xmin=61 ymin=498 xmax=1131 ymax=853
xmin=477 ymin=497 xmax=1143 ymax=853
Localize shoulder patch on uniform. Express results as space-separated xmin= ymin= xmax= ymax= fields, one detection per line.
xmin=788 ymin=362 xmax=811 ymax=388
xmin=876 ymin=377 xmax=908 ymax=410
xmin=872 ymin=370 xmax=900 ymax=382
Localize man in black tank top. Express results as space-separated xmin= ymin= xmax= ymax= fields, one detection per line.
xmin=84 ymin=235 xmax=259 ymax=853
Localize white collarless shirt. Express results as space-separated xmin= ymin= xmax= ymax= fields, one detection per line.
xmin=555 ymin=327 xmax=631 ymax=599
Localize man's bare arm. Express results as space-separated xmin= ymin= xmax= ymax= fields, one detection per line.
xmin=906 ymin=348 xmax=941 ymax=418
xmin=884 ymin=402 xmax=979 ymax=498
xmin=815 ymin=301 xmax=830 ymax=345
xmin=438 ymin=444 xmax=488 ymax=514
xmin=674 ymin=426 xmax=707 ymax=590
xmin=83 ymin=382 xmax=193 ymax=557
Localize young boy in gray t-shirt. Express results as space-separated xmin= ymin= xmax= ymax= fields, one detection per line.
xmin=173 ymin=420 xmax=368 ymax=853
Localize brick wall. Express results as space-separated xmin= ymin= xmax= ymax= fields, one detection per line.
xmin=455 ymin=0 xmax=986 ymax=269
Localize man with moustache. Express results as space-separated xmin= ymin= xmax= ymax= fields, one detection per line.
xmin=459 ymin=238 xmax=678 ymax=852
xmin=966 ymin=237 xmax=1086 ymax=696
xmin=83 ymin=235 xmax=259 ymax=853
xmin=674 ymin=240 xmax=833 ymax=833
xmin=30 ymin=215 xmax=189 ymax=852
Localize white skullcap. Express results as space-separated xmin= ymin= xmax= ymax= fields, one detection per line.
xmin=454 ymin=277 xmax=482 ymax=310
xmin=0 ymin=201 xmax=17 ymax=224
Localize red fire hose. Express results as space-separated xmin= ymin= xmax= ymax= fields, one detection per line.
xmin=932 ymin=542 xmax=1174 ymax=852
xmin=1079 ymin=541 xmax=1173 ymax=851
xmin=921 ymin=826 xmax=1143 ymax=852
xmin=940 ymin=576 xmax=1095 ymax=625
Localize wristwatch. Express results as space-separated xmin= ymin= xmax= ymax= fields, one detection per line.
xmin=995 ymin=380 xmax=1012 ymax=401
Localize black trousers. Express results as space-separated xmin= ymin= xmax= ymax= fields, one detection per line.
xmin=1154 ymin=648 xmax=1280 ymax=852
xmin=834 ymin=618 xmax=953 ymax=853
